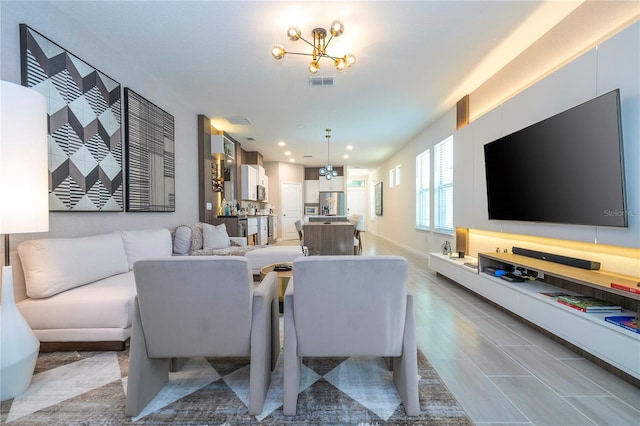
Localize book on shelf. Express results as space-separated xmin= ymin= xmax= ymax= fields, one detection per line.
xmin=604 ymin=316 xmax=640 ymax=334
xmin=556 ymin=295 xmax=622 ymax=312
xmin=610 ymin=282 xmax=640 ymax=294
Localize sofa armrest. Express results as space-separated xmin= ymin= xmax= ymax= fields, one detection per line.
xmin=230 ymin=237 xmax=247 ymax=246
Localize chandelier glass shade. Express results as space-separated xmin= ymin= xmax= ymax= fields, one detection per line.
xmin=319 ymin=128 xmax=338 ymax=180
xmin=271 ymin=20 xmax=356 ymax=74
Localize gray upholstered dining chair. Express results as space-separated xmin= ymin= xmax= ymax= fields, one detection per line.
xmin=283 ymin=255 xmax=420 ymax=416
xmin=125 ymin=256 xmax=280 ymax=417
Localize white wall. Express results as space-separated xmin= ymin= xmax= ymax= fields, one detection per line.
xmin=0 ymin=2 xmax=200 ymax=253
xmin=367 ymin=108 xmax=456 ymax=257
xmin=366 ymin=4 xmax=639 ymax=258
xmin=454 ymin=21 xmax=639 ymax=249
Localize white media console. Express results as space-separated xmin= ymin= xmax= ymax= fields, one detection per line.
xmin=429 ymin=252 xmax=640 ymax=384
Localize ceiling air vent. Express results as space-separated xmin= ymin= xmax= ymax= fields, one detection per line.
xmin=246 ymin=137 xmax=255 ymax=141
xmin=226 ymin=116 xmax=251 ymax=125
xmin=308 ymin=76 xmax=334 ymax=87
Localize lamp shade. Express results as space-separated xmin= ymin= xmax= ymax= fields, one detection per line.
xmin=0 ymin=81 xmax=49 ymax=234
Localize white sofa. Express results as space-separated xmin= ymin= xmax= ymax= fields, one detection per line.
xmin=11 ymin=225 xmax=302 ymax=351
xmin=14 ymin=229 xmax=172 ymax=351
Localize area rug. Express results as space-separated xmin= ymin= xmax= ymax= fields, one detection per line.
xmin=2 ymin=348 xmax=471 ymax=425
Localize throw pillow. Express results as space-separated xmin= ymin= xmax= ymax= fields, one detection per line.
xmin=203 ymin=223 xmax=231 ymax=249
xmin=119 ymin=229 xmax=173 ymax=270
xmin=190 ymin=223 xmax=204 ymax=252
xmin=173 ymin=225 xmax=192 ymax=255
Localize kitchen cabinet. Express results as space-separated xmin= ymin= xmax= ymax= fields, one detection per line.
xmin=210 ymin=217 xmax=244 ymax=237
xmin=304 ymin=180 xmax=319 ymax=203
xmin=256 ymin=216 xmax=269 ymax=245
xmin=242 ymin=164 xmax=269 ymax=201
xmin=318 ymin=175 xmax=344 ymax=192
xmin=268 ymin=215 xmax=276 ymax=243
xmin=241 ymin=164 xmax=257 ymax=200
xmin=255 ymin=165 xmax=268 ymax=201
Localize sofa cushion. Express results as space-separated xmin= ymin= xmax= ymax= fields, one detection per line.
xmin=16 ymin=271 xmax=136 ymax=331
xmin=119 ymin=228 xmax=172 ymax=270
xmin=18 ymin=234 xmax=129 ymax=299
xmin=203 ymin=223 xmax=231 ymax=249
xmin=173 ymin=225 xmax=192 ymax=255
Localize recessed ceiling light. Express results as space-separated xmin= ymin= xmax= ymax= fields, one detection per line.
xmin=285 ymin=151 xmax=291 ymax=156
xmin=343 ymin=154 xmax=349 ymax=159
xmin=346 ymin=145 xmax=353 ymax=150
xmin=289 ymin=158 xmax=295 ymax=162
xmin=278 ymin=141 xmax=286 ymax=146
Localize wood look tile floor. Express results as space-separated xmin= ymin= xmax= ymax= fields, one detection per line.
xmin=281 ymin=232 xmax=640 ymax=425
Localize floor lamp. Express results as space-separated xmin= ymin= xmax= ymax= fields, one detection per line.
xmin=0 ymin=80 xmax=49 ymax=400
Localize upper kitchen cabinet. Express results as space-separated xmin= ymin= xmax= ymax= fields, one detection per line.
xmin=241 ymin=164 xmax=258 ymax=200
xmin=318 ymin=175 xmax=344 ymax=191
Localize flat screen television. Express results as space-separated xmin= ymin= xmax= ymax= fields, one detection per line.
xmin=484 ymin=89 xmax=627 ymax=227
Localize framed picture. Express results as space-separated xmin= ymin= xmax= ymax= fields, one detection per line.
xmin=124 ymin=88 xmax=175 ymax=212
xmin=305 ymin=206 xmax=319 ymax=215
xmin=20 ymin=24 xmax=123 ymax=211
xmin=375 ymin=182 xmax=383 ymax=216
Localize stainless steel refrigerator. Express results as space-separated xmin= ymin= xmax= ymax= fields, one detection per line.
xmin=319 ymin=191 xmax=345 ymax=215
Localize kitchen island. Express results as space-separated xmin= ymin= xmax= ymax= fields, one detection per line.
xmin=303 ymin=221 xmax=354 ymax=255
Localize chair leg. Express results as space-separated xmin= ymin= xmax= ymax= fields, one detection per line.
xmin=125 ymin=300 xmax=170 ymax=417
xmin=392 ymin=294 xmax=420 ymax=416
xmin=283 ymin=290 xmax=300 ymax=415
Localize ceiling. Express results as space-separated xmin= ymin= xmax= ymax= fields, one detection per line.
xmin=48 ymin=1 xmax=582 ymax=172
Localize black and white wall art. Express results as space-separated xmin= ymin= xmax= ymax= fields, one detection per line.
xmin=20 ymin=24 xmax=123 ymax=211
xmin=124 ymin=88 xmax=175 ymax=212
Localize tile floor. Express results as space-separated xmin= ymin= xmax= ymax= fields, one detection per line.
xmin=355 ymin=232 xmax=640 ymax=425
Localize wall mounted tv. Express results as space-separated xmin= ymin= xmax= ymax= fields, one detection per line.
xmin=484 ymin=89 xmax=627 ymax=227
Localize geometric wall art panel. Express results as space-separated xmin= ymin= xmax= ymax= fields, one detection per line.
xmin=124 ymin=88 xmax=175 ymax=212
xmin=20 ymin=24 xmax=123 ymax=211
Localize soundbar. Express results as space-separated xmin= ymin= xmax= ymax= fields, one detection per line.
xmin=512 ymin=247 xmax=600 ymax=270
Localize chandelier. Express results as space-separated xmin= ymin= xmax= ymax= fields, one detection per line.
xmin=271 ymin=20 xmax=356 ymax=74
xmin=319 ymin=128 xmax=338 ymax=180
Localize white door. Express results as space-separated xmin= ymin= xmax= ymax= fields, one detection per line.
xmin=281 ymin=182 xmax=302 ymax=240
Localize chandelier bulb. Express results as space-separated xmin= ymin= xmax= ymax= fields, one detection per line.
xmin=271 ymin=45 xmax=286 ymax=60
xmin=334 ymin=58 xmax=346 ymax=71
xmin=287 ymin=26 xmax=301 ymax=41
xmin=326 ymin=164 xmax=333 ymax=172
xmin=332 ymin=170 xmax=338 ymax=177
xmin=345 ymin=53 xmax=356 ymax=67
xmin=319 ymin=167 xmax=327 ymax=176
xmin=330 ymin=20 xmax=344 ymax=37
xmin=308 ymin=61 xmax=320 ymax=74
xmin=325 ymin=173 xmax=333 ymax=180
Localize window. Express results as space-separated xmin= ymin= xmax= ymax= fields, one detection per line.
xmin=395 ymin=165 xmax=401 ymax=186
xmin=388 ymin=169 xmax=395 ymax=188
xmin=434 ymin=136 xmax=454 ymax=233
xmin=415 ymin=149 xmax=430 ymax=229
